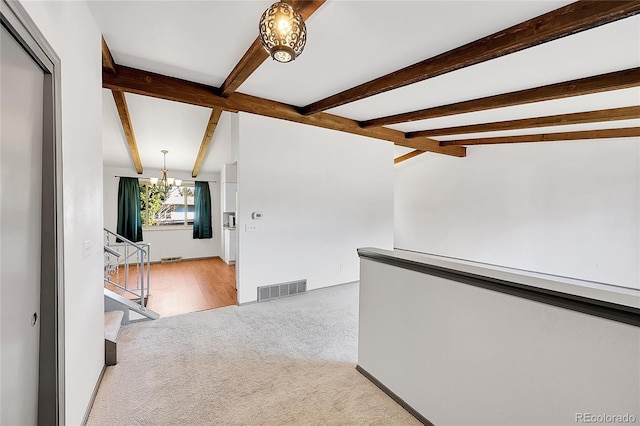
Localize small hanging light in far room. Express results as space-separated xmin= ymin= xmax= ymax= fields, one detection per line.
xmin=152 ymin=150 xmax=182 ymax=195
xmin=259 ymin=1 xmax=307 ymax=63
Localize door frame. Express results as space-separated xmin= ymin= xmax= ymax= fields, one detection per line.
xmin=1 ymin=1 xmax=65 ymax=424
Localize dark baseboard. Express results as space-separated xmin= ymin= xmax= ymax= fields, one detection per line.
xmin=356 ymin=365 xmax=434 ymax=426
xmin=81 ymin=364 xmax=106 ymax=426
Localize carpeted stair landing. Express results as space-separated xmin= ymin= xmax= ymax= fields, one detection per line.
xmin=88 ymin=282 xmax=420 ymax=425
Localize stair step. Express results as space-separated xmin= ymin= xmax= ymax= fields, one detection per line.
xmin=104 ymin=310 xmax=124 ymax=342
xmin=105 ymin=284 xmax=148 ymax=301
xmin=104 ymin=288 xmax=160 ymax=321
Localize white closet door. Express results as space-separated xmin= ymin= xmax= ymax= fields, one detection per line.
xmin=1 ymin=24 xmax=45 ymax=426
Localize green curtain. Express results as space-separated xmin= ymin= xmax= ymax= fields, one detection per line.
xmin=193 ymin=181 xmax=212 ymax=239
xmin=117 ymin=177 xmax=143 ymax=242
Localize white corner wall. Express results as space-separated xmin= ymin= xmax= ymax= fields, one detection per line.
xmin=19 ymin=1 xmax=105 ymax=424
xmin=103 ymin=166 xmax=222 ymax=262
xmin=395 ymin=139 xmax=640 ymax=289
xmin=236 ymin=113 xmax=394 ymax=304
xmin=359 ymin=257 xmax=640 ymax=426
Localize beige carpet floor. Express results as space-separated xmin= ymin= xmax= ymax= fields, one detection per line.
xmin=88 ymin=282 xmax=421 ymax=425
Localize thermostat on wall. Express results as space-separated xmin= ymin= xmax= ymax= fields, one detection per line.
xmin=252 ymin=212 xmax=263 ymax=219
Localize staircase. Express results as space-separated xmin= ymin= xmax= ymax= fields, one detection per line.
xmin=104 ymin=228 xmax=159 ymax=324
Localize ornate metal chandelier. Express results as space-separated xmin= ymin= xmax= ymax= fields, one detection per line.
xmin=259 ymin=1 xmax=307 ymax=63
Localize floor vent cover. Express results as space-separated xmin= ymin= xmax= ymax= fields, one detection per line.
xmin=160 ymin=256 xmax=183 ymax=263
xmin=258 ymin=279 xmax=307 ymax=302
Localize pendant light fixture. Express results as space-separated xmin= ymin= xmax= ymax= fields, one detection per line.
xmin=259 ymin=1 xmax=307 ymax=63
xmin=150 ymin=150 xmax=182 ymax=194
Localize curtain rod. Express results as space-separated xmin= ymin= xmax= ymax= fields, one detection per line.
xmin=113 ymin=175 xmax=218 ymax=183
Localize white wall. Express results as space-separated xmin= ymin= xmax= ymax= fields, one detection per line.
xmin=19 ymin=1 xmax=104 ymax=424
xmin=395 ymin=139 xmax=640 ymax=289
xmin=236 ymin=113 xmax=394 ymax=304
xmin=359 ymin=257 xmax=640 ymax=426
xmin=103 ymin=166 xmax=222 ymax=262
xmin=230 ymin=112 xmax=239 ymax=164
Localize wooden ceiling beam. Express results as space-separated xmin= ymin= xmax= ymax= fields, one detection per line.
xmin=111 ymin=90 xmax=143 ymax=174
xmin=406 ymin=106 xmax=640 ymax=138
xmin=220 ymin=0 xmax=326 ymax=97
xmin=103 ymin=37 xmax=143 ymax=173
xmin=361 ymin=67 xmax=640 ymax=128
xmin=395 ymin=120 xmax=640 ymax=162
xmin=101 ymin=36 xmax=117 ymax=74
xmin=439 ymin=127 xmax=640 ymax=146
xmin=103 ymin=65 xmax=465 ymax=157
xmin=192 ymin=108 xmax=224 ymax=177
xmin=394 ymin=150 xmax=424 ymax=164
xmin=219 ymin=40 xmax=267 ymax=97
xmin=302 ymin=1 xmax=640 ymax=115
xmin=104 ymin=65 xmax=233 ymax=109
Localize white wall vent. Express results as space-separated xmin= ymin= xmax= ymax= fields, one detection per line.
xmin=257 ymin=279 xmax=307 ymax=302
xmin=160 ymin=256 xmax=183 ymax=263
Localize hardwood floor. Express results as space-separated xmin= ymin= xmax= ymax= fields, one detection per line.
xmin=149 ymin=258 xmax=236 ymax=317
xmin=108 ymin=257 xmax=237 ymax=318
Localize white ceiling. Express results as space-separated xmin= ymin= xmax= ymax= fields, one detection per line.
xmin=90 ymin=1 xmax=640 ymax=173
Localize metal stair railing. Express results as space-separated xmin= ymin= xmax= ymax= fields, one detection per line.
xmin=104 ymin=228 xmax=151 ymax=310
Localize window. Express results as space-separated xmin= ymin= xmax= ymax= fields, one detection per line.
xmin=140 ymin=181 xmax=195 ymax=228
